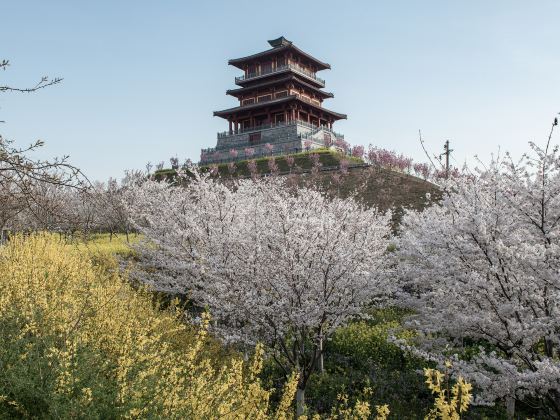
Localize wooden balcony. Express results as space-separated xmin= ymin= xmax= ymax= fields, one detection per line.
xmin=235 ymin=63 xmax=325 ymax=86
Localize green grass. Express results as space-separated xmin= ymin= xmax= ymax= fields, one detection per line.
xmin=68 ymin=232 xmax=140 ymax=259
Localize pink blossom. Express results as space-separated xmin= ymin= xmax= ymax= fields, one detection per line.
xmin=229 ymin=149 xmax=239 ymax=158
xmin=367 ymin=146 xmax=415 ymax=173
xmin=244 ymin=147 xmax=255 ymax=158
xmin=351 ymin=145 xmax=364 ymax=159
xmin=267 ymin=157 xmax=279 ymax=174
xmin=335 ymin=138 xmax=349 ymax=153
xmin=413 ymin=162 xmax=431 ymax=180
xmin=247 ymin=159 xmax=258 ymax=177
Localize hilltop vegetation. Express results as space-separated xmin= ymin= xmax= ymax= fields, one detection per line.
xmin=155 ymin=149 xmax=363 ymax=179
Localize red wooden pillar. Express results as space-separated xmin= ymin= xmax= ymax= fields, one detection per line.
xmin=228 ymin=119 xmax=232 ymax=134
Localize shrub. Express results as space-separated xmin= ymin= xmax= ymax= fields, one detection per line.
xmin=0 ymin=234 xmax=296 ymax=418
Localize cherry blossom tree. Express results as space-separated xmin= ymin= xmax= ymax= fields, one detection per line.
xmin=267 ymin=157 xmax=279 ymax=174
xmin=227 ymin=161 xmax=236 ymax=175
xmin=95 ymin=178 xmax=133 ymax=241
xmin=247 ymin=159 xmax=258 ymax=178
xmin=244 ymin=147 xmax=255 ymax=158
xmin=264 ymin=142 xmax=274 ymax=155
xmin=395 ymin=121 xmax=560 ymax=417
xmin=351 ymin=145 xmax=364 ymax=159
xmin=413 ymin=162 xmax=431 ymax=180
xmin=335 ymin=138 xmax=349 ymax=154
xmin=309 ymin=152 xmax=322 ymax=176
xmin=286 ymin=155 xmax=295 ymax=171
xmin=126 ymin=172 xmax=391 ymax=415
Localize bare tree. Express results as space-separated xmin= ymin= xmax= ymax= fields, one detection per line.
xmin=0 ymin=60 xmax=87 ymax=235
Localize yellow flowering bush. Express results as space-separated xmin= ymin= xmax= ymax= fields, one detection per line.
xmin=323 ymin=389 xmax=389 ymax=420
xmin=0 ymin=234 xmax=296 ymax=418
xmin=424 ymin=364 xmax=472 ymax=420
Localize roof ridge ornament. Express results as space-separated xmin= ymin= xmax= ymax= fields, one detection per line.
xmin=268 ymin=36 xmax=292 ymax=48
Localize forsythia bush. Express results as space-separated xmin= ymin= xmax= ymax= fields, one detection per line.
xmin=0 ymin=234 xmax=297 ymax=418
xmin=424 ymin=365 xmax=472 ymax=420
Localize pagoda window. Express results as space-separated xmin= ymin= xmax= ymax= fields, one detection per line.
xmin=242 ymin=120 xmax=251 ymax=129
xmin=249 ymin=132 xmax=261 ymax=145
xmin=242 ymin=98 xmax=255 ymax=106
xmin=257 ymin=94 xmax=272 ymax=103
xmin=247 ymin=65 xmax=257 ymax=76
xmin=277 ymin=57 xmax=286 ymax=67
xmin=275 ymin=113 xmax=285 ymax=123
xmin=275 ymin=90 xmax=288 ymax=98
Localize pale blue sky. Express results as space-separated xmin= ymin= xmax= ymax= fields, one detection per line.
xmin=2 ymin=0 xmax=559 ymax=181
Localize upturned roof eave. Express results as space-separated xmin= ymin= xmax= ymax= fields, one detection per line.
xmin=213 ymin=95 xmax=346 ymax=120
xmin=228 ymin=44 xmax=330 ymax=71
xmin=226 ymin=75 xmax=334 ymax=99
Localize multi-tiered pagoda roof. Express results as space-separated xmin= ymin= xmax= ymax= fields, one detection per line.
xmin=200 ymin=37 xmax=347 ymax=165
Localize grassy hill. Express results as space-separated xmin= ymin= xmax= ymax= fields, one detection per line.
xmin=302 ymin=165 xmax=440 ymax=229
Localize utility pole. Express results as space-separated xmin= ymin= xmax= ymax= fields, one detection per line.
xmin=439 ymin=140 xmax=453 ymax=178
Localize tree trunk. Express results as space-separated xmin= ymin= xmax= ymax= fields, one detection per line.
xmin=317 ymin=336 xmax=324 ymax=373
xmin=296 ymin=388 xmax=305 ymax=417
xmin=505 ymin=396 xmax=515 ymax=419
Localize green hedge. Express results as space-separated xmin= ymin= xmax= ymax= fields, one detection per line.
xmin=153 ymin=149 xmax=363 ymax=181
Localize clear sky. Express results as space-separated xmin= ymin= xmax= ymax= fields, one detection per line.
xmin=2 ymin=0 xmax=559 ymax=181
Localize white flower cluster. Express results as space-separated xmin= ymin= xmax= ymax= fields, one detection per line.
xmin=396 ymin=141 xmax=560 ymax=413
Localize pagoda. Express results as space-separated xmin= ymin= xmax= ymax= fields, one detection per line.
xmin=200 ymin=36 xmax=347 ymax=164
